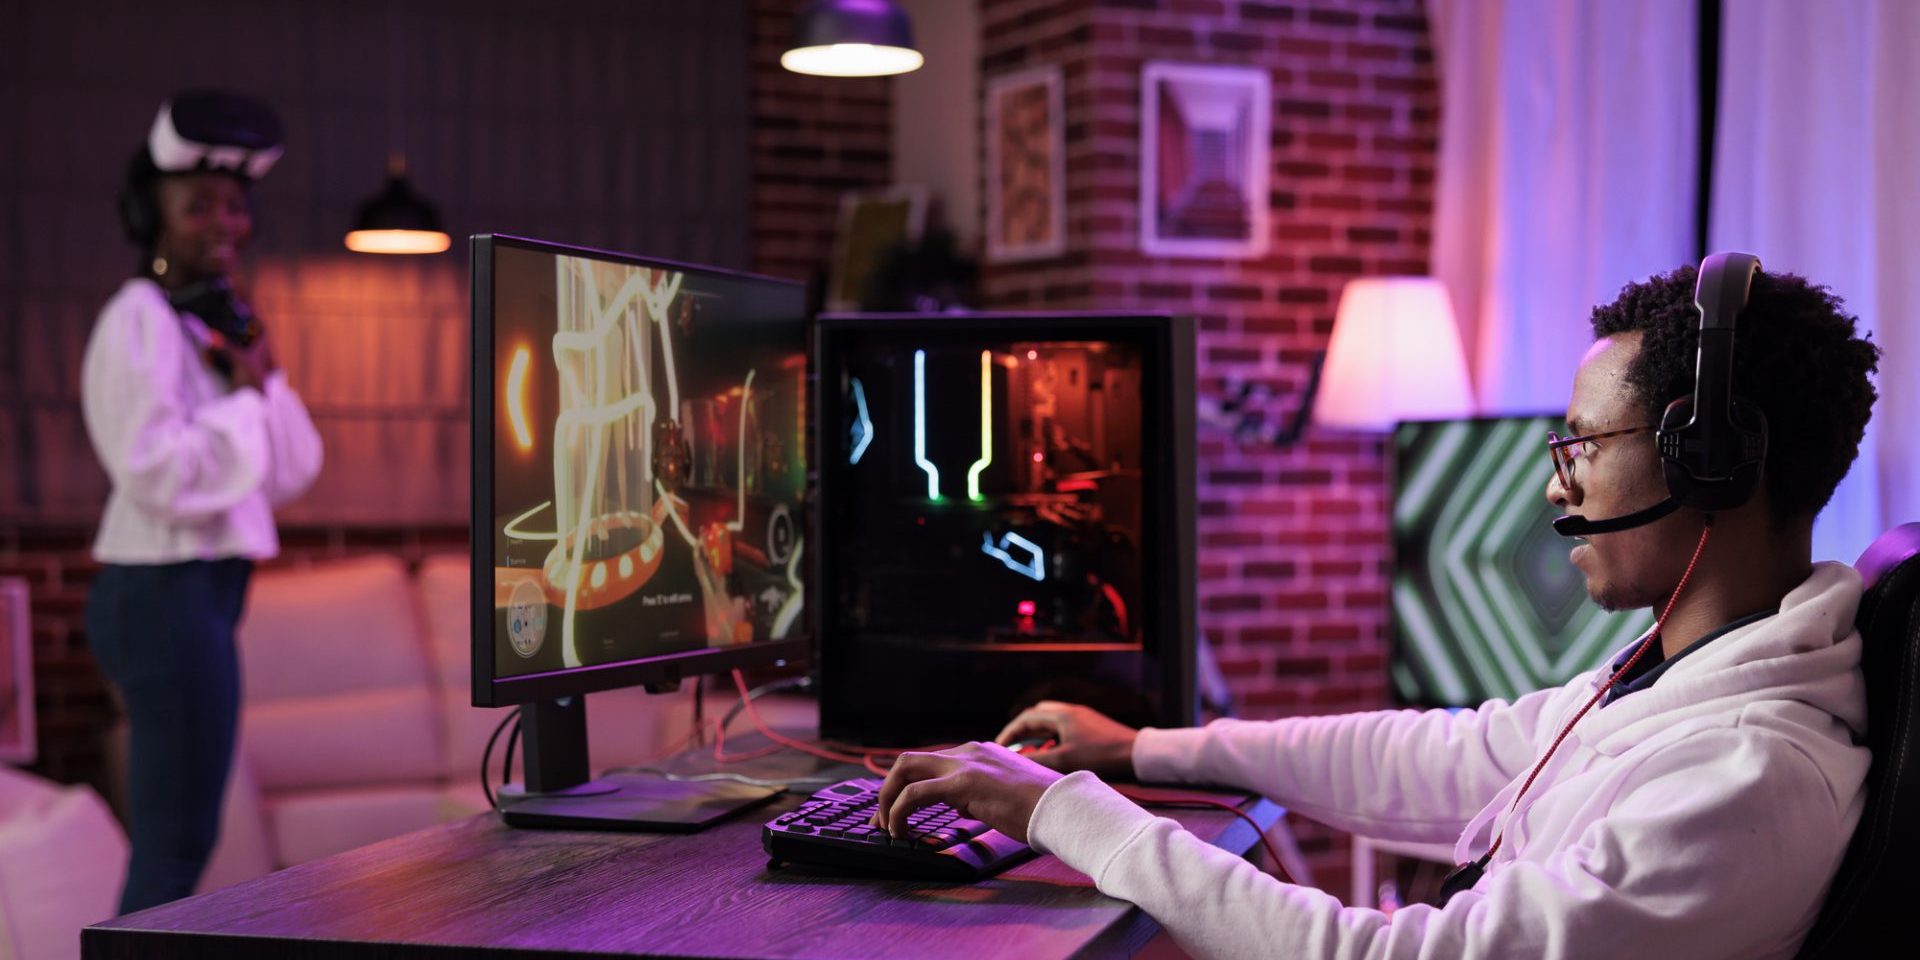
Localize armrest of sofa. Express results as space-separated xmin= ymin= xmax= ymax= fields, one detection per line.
xmin=0 ymin=767 xmax=128 ymax=959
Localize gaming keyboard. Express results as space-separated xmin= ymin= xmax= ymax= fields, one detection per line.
xmin=762 ymin=777 xmax=1034 ymax=880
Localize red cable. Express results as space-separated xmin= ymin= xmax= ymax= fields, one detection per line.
xmin=1479 ymin=520 xmax=1714 ymax=865
xmin=729 ymin=670 xmax=871 ymax=765
xmin=711 ymin=674 xmax=956 ymax=769
xmin=1101 ymin=582 xmax=1131 ymax=636
xmin=712 ymin=711 xmax=786 ymax=764
xmin=1116 ymin=785 xmax=1297 ymax=885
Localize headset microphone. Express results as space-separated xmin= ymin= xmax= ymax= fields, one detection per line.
xmin=1550 ymin=496 xmax=1681 ymax=537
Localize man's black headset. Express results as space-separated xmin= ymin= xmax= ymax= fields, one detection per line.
xmin=1551 ymin=252 xmax=1770 ymax=537
xmin=1439 ymin=254 xmax=1771 ymax=906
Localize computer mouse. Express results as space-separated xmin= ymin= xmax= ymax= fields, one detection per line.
xmin=1008 ymin=737 xmax=1057 ymax=756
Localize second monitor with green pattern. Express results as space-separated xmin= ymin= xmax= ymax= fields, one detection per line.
xmin=1391 ymin=415 xmax=1650 ymax=708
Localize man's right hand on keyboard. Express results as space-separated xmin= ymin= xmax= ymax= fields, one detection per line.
xmin=870 ymin=741 xmax=1060 ymax=844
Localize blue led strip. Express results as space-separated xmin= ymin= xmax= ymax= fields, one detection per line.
xmin=981 ymin=531 xmax=1045 ymax=582
xmin=850 ymin=377 xmax=874 ymax=465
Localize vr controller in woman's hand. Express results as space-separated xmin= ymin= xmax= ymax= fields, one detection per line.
xmin=171 ymin=278 xmax=275 ymax=390
xmin=168 ymin=277 xmax=262 ymax=346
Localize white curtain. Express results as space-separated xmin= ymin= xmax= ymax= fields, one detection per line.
xmin=1428 ymin=0 xmax=1699 ymax=414
xmin=1709 ymin=0 xmax=1920 ymax=561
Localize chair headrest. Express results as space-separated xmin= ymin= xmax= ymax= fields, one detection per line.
xmin=1855 ymin=523 xmax=1920 ymax=590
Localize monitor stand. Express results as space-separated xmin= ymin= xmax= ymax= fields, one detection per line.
xmin=499 ymin=696 xmax=779 ymax=833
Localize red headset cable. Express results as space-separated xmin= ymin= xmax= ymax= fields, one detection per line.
xmin=1442 ymin=517 xmax=1714 ymax=897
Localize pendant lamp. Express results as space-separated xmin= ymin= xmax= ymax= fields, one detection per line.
xmin=782 ymin=0 xmax=924 ymax=78
xmin=345 ymin=0 xmax=451 ymax=254
xmin=345 ymin=153 xmax=450 ymax=254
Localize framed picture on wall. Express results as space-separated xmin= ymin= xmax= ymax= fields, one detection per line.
xmin=985 ymin=64 xmax=1066 ymax=262
xmin=1140 ymin=61 xmax=1271 ymax=259
xmin=0 ymin=578 xmax=33 ymax=764
xmin=828 ymin=185 xmax=930 ymax=310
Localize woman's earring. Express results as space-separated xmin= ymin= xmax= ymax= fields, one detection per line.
xmin=150 ymin=256 xmax=168 ymax=277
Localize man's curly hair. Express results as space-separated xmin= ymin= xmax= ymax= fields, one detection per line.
xmin=1589 ymin=265 xmax=1880 ymax=523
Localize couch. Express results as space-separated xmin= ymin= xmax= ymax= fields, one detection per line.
xmin=0 ymin=765 xmax=127 ymax=960
xmin=200 ymin=553 xmax=701 ymax=891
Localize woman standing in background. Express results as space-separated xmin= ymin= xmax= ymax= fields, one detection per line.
xmin=82 ymin=91 xmax=323 ymax=912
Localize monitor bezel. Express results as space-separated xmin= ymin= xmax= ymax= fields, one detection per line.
xmin=470 ymin=233 xmax=812 ymax=708
xmin=811 ymin=311 xmax=1198 ymax=741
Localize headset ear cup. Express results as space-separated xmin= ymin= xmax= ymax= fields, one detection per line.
xmin=1658 ymin=395 xmax=1696 ymax=505
xmin=1723 ymin=397 xmax=1769 ymax=507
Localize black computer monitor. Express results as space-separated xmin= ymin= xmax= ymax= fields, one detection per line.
xmin=814 ymin=313 xmax=1197 ymax=744
xmin=1390 ymin=414 xmax=1645 ymax=707
xmin=471 ymin=235 xmax=809 ymax=829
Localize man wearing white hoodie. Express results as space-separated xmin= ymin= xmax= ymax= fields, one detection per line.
xmin=871 ymin=262 xmax=1883 ymax=959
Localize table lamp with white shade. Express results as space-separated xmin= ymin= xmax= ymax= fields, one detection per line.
xmin=1205 ymin=276 xmax=1475 ymax=444
xmin=1315 ymin=276 xmax=1476 ymax=431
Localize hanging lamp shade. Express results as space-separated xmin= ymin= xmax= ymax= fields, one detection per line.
xmin=344 ymin=154 xmax=451 ymax=255
xmin=782 ymin=0 xmax=923 ymax=77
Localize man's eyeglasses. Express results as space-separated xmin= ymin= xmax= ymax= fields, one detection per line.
xmin=1546 ymin=425 xmax=1654 ymax=489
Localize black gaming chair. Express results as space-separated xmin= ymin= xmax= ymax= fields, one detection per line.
xmin=1795 ymin=523 xmax=1920 ymax=958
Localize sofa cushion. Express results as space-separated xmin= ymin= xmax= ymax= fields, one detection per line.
xmin=238 ymin=554 xmax=434 ymax=702
xmin=244 ymin=687 xmax=443 ymax=791
xmin=419 ymin=554 xmax=516 ymax=781
xmin=417 ymin=553 xmax=472 ymax=694
xmin=235 ymin=555 xmax=446 ymax=790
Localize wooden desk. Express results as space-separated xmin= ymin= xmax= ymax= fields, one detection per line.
xmin=84 ymin=760 xmax=1277 ymax=959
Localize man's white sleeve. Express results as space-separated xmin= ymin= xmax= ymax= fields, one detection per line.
xmin=1132 ymin=685 xmax=1580 ymax=842
xmin=1032 ymin=726 xmax=1842 ymax=960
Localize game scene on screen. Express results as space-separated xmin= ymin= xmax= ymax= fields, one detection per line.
xmin=489 ymin=247 xmax=806 ymax=679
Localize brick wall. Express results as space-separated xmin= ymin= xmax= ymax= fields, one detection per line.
xmin=749 ymin=0 xmax=896 ymax=285
xmin=977 ymin=0 xmax=1440 ymax=895
xmin=2 ymin=0 xmax=889 ymax=796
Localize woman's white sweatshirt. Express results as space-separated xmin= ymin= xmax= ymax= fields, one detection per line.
xmin=81 ymin=277 xmax=322 ymax=563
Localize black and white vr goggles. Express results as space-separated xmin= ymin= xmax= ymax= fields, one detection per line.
xmin=147 ymin=91 xmax=284 ymax=180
